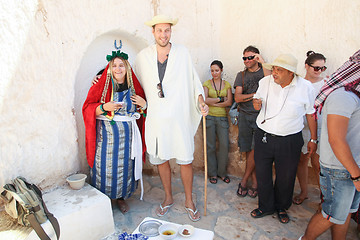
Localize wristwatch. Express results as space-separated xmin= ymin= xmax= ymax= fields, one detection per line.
xmin=309 ymin=139 xmax=318 ymax=144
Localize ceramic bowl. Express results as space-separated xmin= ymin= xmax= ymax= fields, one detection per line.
xmin=158 ymin=223 xmax=177 ymax=239
xmin=66 ymin=173 xmax=87 ymax=190
xmin=178 ymin=224 xmax=195 ymax=238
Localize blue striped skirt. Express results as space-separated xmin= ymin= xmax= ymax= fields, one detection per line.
xmin=90 ymin=119 xmax=136 ymax=199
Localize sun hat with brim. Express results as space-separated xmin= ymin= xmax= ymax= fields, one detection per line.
xmin=263 ymin=54 xmax=299 ymax=75
xmin=145 ymin=15 xmax=178 ymax=27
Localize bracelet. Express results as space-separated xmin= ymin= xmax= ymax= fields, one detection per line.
xmin=351 ymin=175 xmax=360 ymax=182
xmin=100 ymin=104 xmax=105 ymax=112
xmin=218 ymin=97 xmax=224 ymax=103
xmin=309 ymin=139 xmax=318 ymax=144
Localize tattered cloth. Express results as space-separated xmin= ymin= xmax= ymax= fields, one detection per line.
xmin=314 ymin=49 xmax=360 ymax=117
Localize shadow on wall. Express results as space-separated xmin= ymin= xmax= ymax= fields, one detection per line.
xmin=74 ymin=30 xmax=148 ymax=175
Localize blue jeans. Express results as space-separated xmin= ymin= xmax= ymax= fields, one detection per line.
xmin=205 ymin=115 xmax=229 ymax=177
xmin=320 ymin=165 xmax=360 ymax=224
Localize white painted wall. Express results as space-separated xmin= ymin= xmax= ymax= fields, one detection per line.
xmin=0 ymin=0 xmax=359 ymax=190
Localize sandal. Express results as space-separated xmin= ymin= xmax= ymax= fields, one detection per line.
xmin=184 ymin=207 xmax=201 ymax=222
xmin=156 ymin=203 xmax=174 ymax=217
xmin=236 ymin=183 xmax=248 ymax=197
xmin=250 ymin=208 xmax=274 ymax=218
xmin=292 ymin=195 xmax=308 ymax=205
xmin=277 ymin=209 xmax=290 ymax=224
xmin=218 ymin=176 xmax=231 ymax=183
xmin=248 ymin=187 xmax=258 ymax=198
xmin=209 ymin=177 xmax=217 ymax=184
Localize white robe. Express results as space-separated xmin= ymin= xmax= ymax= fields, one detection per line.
xmin=134 ymin=43 xmax=204 ymax=161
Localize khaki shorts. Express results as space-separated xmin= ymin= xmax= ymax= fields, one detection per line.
xmin=148 ymin=154 xmax=193 ymax=165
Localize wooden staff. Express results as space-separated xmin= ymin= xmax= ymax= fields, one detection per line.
xmin=203 ymin=115 xmax=208 ymax=216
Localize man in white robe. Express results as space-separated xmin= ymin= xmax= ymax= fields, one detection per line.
xmin=134 ymin=15 xmax=209 ymax=221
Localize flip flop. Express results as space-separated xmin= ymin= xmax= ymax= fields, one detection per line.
xmin=156 ymin=203 xmax=174 ymax=217
xmin=184 ymin=207 xmax=201 ymax=222
xmin=237 ymin=183 xmax=248 ymax=197
xmin=292 ymin=196 xmax=308 ymax=205
xmin=248 ymin=187 xmax=258 ymax=198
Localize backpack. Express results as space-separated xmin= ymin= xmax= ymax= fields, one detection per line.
xmin=1 ymin=176 xmax=60 ymax=240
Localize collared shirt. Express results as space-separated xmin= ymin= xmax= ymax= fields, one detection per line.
xmin=254 ymin=75 xmax=316 ymax=136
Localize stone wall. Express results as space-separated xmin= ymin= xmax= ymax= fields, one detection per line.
xmin=1 ymin=0 xmax=359 ymax=190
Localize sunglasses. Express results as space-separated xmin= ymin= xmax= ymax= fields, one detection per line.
xmin=242 ymin=55 xmax=256 ymax=61
xmin=309 ymin=64 xmax=327 ymax=72
xmin=157 ymin=83 xmax=164 ymax=98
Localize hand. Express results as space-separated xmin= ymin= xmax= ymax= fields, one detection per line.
xmin=130 ymin=95 xmax=146 ymax=108
xmin=103 ymin=101 xmax=123 ymax=112
xmin=200 ymin=103 xmax=209 ymax=116
xmin=254 ymin=53 xmax=265 ymax=64
xmin=354 ymin=181 xmax=360 ymax=192
xmin=253 ymin=98 xmax=262 ymax=110
xmin=307 ymin=141 xmax=317 ymax=157
xmin=92 ymin=75 xmax=101 ymax=86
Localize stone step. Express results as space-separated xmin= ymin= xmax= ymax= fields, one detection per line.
xmin=24 ymin=183 xmax=114 ymax=240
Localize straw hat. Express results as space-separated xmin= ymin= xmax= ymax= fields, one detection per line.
xmin=263 ymin=54 xmax=299 ymax=75
xmin=145 ymin=15 xmax=178 ymax=27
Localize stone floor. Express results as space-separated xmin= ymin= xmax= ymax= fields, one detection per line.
xmin=103 ymin=173 xmax=359 ymax=240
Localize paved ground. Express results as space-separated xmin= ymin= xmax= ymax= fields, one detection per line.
xmin=103 ymin=173 xmax=359 ymax=240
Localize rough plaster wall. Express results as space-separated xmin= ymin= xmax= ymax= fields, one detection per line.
xmin=0 ymin=0 xmax=359 ymax=190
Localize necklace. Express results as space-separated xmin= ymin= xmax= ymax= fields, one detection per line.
xmin=261 ymin=80 xmax=291 ymax=124
xmin=212 ymin=78 xmax=222 ymax=97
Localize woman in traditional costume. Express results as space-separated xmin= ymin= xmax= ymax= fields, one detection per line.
xmin=83 ymin=50 xmax=146 ymax=213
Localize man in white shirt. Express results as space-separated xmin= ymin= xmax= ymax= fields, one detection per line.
xmin=250 ymin=54 xmax=317 ymax=224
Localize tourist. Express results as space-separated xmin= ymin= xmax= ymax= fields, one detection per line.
xmin=203 ymin=60 xmax=232 ymax=184
xmin=234 ymin=46 xmax=270 ymax=198
xmin=134 ymin=15 xmax=209 ymax=222
xmin=83 ymin=50 xmax=146 ymax=213
xmin=293 ymin=51 xmax=327 ymax=205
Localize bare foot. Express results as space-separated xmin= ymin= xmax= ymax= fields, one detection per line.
xmin=117 ymin=199 xmax=129 ymax=213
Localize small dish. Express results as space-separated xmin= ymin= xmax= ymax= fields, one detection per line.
xmin=178 ymin=224 xmax=195 ymax=238
xmin=158 ymin=223 xmax=177 ymax=239
xmin=139 ymin=220 xmax=162 ymax=237
xmin=66 ymin=173 xmax=87 ymax=190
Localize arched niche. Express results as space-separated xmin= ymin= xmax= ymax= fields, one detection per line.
xmin=74 ymin=30 xmax=148 ymax=173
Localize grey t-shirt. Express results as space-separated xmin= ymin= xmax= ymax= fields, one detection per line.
xmin=233 ymin=67 xmax=264 ymax=115
xmin=157 ymin=58 xmax=168 ymax=82
xmin=320 ymin=88 xmax=360 ymax=169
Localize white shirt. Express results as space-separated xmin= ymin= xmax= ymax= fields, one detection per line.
xmin=254 ymin=75 xmax=316 ymax=136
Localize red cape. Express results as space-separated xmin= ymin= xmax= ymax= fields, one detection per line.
xmin=82 ymin=65 xmax=146 ymax=168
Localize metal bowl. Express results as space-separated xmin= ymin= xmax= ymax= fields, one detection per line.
xmin=139 ymin=220 xmax=162 ymax=237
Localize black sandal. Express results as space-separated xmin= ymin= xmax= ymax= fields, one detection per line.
xmin=209 ymin=177 xmax=217 ymax=184
xmin=218 ymin=176 xmax=230 ymax=183
xmin=250 ymin=208 xmax=274 ymax=218
xmin=277 ymin=209 xmax=290 ymax=224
